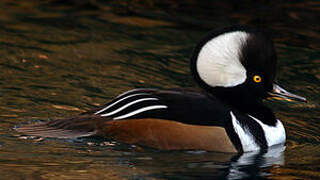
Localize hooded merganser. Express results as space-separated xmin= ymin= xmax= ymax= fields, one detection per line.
xmin=16 ymin=26 xmax=306 ymax=153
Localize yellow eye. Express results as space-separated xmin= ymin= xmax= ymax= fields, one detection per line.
xmin=253 ymin=75 xmax=262 ymax=83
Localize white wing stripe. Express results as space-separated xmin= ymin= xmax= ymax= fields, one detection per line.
xmin=115 ymin=89 xmax=141 ymax=98
xmin=113 ymin=105 xmax=168 ymax=120
xmin=94 ymin=93 xmax=149 ymax=115
xmin=100 ymin=98 xmax=159 ymax=117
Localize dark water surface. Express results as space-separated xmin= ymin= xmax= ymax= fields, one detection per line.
xmin=0 ymin=1 xmax=320 ymax=179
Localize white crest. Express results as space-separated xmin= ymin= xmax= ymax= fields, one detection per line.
xmin=196 ymin=31 xmax=248 ymax=87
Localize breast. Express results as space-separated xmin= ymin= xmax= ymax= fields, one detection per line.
xmin=100 ymin=118 xmax=237 ymax=153
xmin=230 ymin=111 xmax=286 ymax=152
xmin=248 ymin=116 xmax=286 ymax=147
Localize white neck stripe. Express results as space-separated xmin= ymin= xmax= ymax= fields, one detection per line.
xmin=95 ymin=93 xmax=149 ymax=115
xmin=113 ymin=105 xmax=168 ymax=120
xmin=100 ymin=98 xmax=159 ymax=117
xmin=248 ymin=115 xmax=286 ymax=147
xmin=230 ymin=111 xmax=260 ymax=152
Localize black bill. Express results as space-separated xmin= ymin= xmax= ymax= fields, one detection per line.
xmin=268 ymin=84 xmax=307 ymax=102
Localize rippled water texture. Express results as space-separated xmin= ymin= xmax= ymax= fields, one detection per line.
xmin=0 ymin=1 xmax=319 ymax=179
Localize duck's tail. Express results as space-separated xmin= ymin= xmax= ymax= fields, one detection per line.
xmin=15 ymin=115 xmax=108 ymax=139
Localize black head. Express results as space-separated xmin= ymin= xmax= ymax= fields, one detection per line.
xmin=190 ymin=26 xmax=277 ymax=102
xmin=190 ymin=26 xmax=306 ymax=125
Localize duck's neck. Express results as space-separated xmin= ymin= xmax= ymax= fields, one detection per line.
xmin=208 ymin=88 xmax=278 ymax=126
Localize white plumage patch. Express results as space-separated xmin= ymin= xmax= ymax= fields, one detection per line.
xmin=196 ymin=31 xmax=248 ymax=87
xmin=230 ymin=111 xmax=260 ymax=152
xmin=113 ymin=105 xmax=168 ymax=120
xmin=100 ymin=97 xmax=159 ymax=117
xmin=94 ymin=91 xmax=168 ymax=120
xmin=231 ymin=111 xmax=286 ymax=152
xmin=94 ymin=93 xmax=149 ymax=115
xmin=248 ymin=115 xmax=286 ymax=147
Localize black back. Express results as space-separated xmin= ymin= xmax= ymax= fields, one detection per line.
xmin=93 ymin=88 xmax=232 ymax=127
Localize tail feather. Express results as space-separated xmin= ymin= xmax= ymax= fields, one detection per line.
xmin=15 ymin=115 xmax=108 ymax=139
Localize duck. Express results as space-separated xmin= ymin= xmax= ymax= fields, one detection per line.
xmin=16 ymin=26 xmax=306 ymax=153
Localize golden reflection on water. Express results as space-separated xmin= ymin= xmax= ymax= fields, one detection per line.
xmin=0 ymin=0 xmax=319 ymax=179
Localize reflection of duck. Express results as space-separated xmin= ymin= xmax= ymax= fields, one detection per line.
xmin=16 ymin=26 xmax=306 ymax=153
xmin=126 ymin=145 xmax=286 ymax=179
xmin=226 ymin=145 xmax=285 ymax=180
